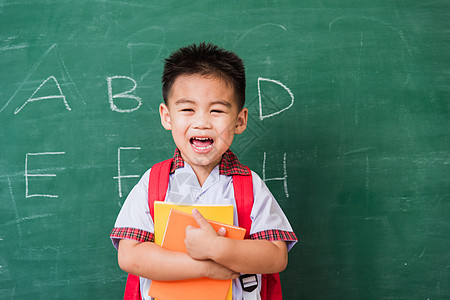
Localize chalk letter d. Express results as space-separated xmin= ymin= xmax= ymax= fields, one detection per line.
xmin=257 ymin=77 xmax=294 ymax=120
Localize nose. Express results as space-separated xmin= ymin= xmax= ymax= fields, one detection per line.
xmin=192 ymin=111 xmax=212 ymax=129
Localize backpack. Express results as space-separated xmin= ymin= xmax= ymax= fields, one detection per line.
xmin=123 ymin=159 xmax=282 ymax=300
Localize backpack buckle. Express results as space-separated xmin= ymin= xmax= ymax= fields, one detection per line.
xmin=239 ymin=274 xmax=258 ymax=292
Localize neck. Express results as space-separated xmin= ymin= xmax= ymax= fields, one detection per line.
xmin=179 ymin=152 xmax=222 ymax=187
xmin=185 ymin=160 xmax=220 ymax=187
xmin=191 ymin=167 xmax=211 ymax=187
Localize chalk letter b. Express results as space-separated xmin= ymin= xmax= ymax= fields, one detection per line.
xmin=107 ymin=76 xmax=142 ymax=113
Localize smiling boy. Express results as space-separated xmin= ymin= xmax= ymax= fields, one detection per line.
xmin=111 ymin=42 xmax=297 ymax=299
xmin=159 ymin=73 xmax=247 ymax=185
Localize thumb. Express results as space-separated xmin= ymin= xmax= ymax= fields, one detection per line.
xmin=192 ymin=208 xmax=211 ymax=229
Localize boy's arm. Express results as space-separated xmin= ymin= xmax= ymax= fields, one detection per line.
xmin=185 ymin=209 xmax=288 ymax=275
xmin=118 ymin=238 xmax=240 ymax=281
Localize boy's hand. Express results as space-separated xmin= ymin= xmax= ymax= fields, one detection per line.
xmin=205 ymin=260 xmax=240 ymax=280
xmin=185 ymin=209 xmax=225 ymax=260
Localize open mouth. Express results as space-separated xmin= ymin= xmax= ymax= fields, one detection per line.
xmin=190 ymin=137 xmax=214 ymax=151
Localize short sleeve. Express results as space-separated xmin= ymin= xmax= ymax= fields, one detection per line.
xmin=110 ymin=169 xmax=155 ymax=249
xmin=249 ymin=171 xmax=298 ymax=251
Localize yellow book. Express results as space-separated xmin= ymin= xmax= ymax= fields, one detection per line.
xmin=153 ymin=202 xmax=234 ymax=245
xmin=152 ymin=202 xmax=235 ymax=300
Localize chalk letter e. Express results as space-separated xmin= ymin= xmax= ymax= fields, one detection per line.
xmin=25 ymin=152 xmax=65 ymax=198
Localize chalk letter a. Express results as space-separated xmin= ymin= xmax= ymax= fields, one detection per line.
xmin=14 ymin=76 xmax=72 ymax=114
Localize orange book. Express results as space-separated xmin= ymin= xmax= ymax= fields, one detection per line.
xmin=148 ymin=209 xmax=246 ymax=300
xmin=152 ymin=202 xmax=235 ymax=299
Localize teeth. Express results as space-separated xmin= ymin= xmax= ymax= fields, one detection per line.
xmin=192 ymin=144 xmax=213 ymax=150
xmin=191 ymin=137 xmax=213 ymax=151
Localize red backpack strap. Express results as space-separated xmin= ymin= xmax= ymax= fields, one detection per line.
xmin=123 ymin=274 xmax=141 ymax=300
xmin=261 ymin=273 xmax=283 ymax=300
xmin=232 ymin=167 xmax=253 ymax=239
xmin=123 ymin=159 xmax=173 ymax=300
xmin=233 ymin=167 xmax=283 ymax=300
xmin=148 ymin=158 xmax=173 ymax=219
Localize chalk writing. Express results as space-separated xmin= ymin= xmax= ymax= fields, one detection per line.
xmin=25 ymin=152 xmax=65 ymax=198
xmin=107 ymin=76 xmax=142 ymax=113
xmin=113 ymin=147 xmax=141 ymax=198
xmin=257 ymin=77 xmax=294 ymax=120
xmin=1 ymin=43 xmax=83 ymax=114
xmin=14 ymin=76 xmax=72 ymax=114
xmin=262 ymin=152 xmax=289 ymax=198
xmin=1 ymin=44 xmax=58 ymax=113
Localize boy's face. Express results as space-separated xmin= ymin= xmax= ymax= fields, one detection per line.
xmin=159 ymin=74 xmax=248 ymax=176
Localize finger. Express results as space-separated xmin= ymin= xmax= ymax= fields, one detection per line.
xmin=217 ymin=227 xmax=226 ymax=237
xmin=185 ymin=225 xmax=194 ymax=234
xmin=192 ymin=208 xmax=212 ymax=229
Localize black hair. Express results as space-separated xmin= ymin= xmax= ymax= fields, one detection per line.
xmin=162 ymin=42 xmax=246 ymax=110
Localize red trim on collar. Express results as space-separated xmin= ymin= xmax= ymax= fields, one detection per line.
xmin=169 ymin=148 xmax=250 ymax=176
xmin=170 ymin=148 xmax=185 ymax=173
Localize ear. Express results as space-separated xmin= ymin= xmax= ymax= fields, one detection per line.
xmin=235 ymin=107 xmax=248 ymax=134
xmin=159 ymin=103 xmax=172 ymax=130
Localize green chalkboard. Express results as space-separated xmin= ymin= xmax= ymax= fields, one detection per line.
xmin=1 ymin=1 xmax=449 ymax=299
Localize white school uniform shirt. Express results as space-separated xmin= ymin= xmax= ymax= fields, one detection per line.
xmin=111 ymin=150 xmax=297 ymax=300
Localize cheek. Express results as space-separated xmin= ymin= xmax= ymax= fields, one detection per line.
xmin=171 ymin=116 xmax=188 ymax=129
xmin=170 ymin=121 xmax=187 ymax=139
xmin=217 ymin=122 xmax=236 ymax=142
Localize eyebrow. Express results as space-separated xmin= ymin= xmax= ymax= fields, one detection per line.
xmin=174 ymin=99 xmax=196 ymax=106
xmin=211 ymin=100 xmax=232 ymax=107
xmin=174 ymin=99 xmax=232 ymax=107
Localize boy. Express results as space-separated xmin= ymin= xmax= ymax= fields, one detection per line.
xmin=110 ymin=42 xmax=297 ymax=299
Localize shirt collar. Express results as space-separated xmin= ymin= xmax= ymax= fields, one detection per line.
xmin=170 ymin=148 xmax=250 ymax=176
